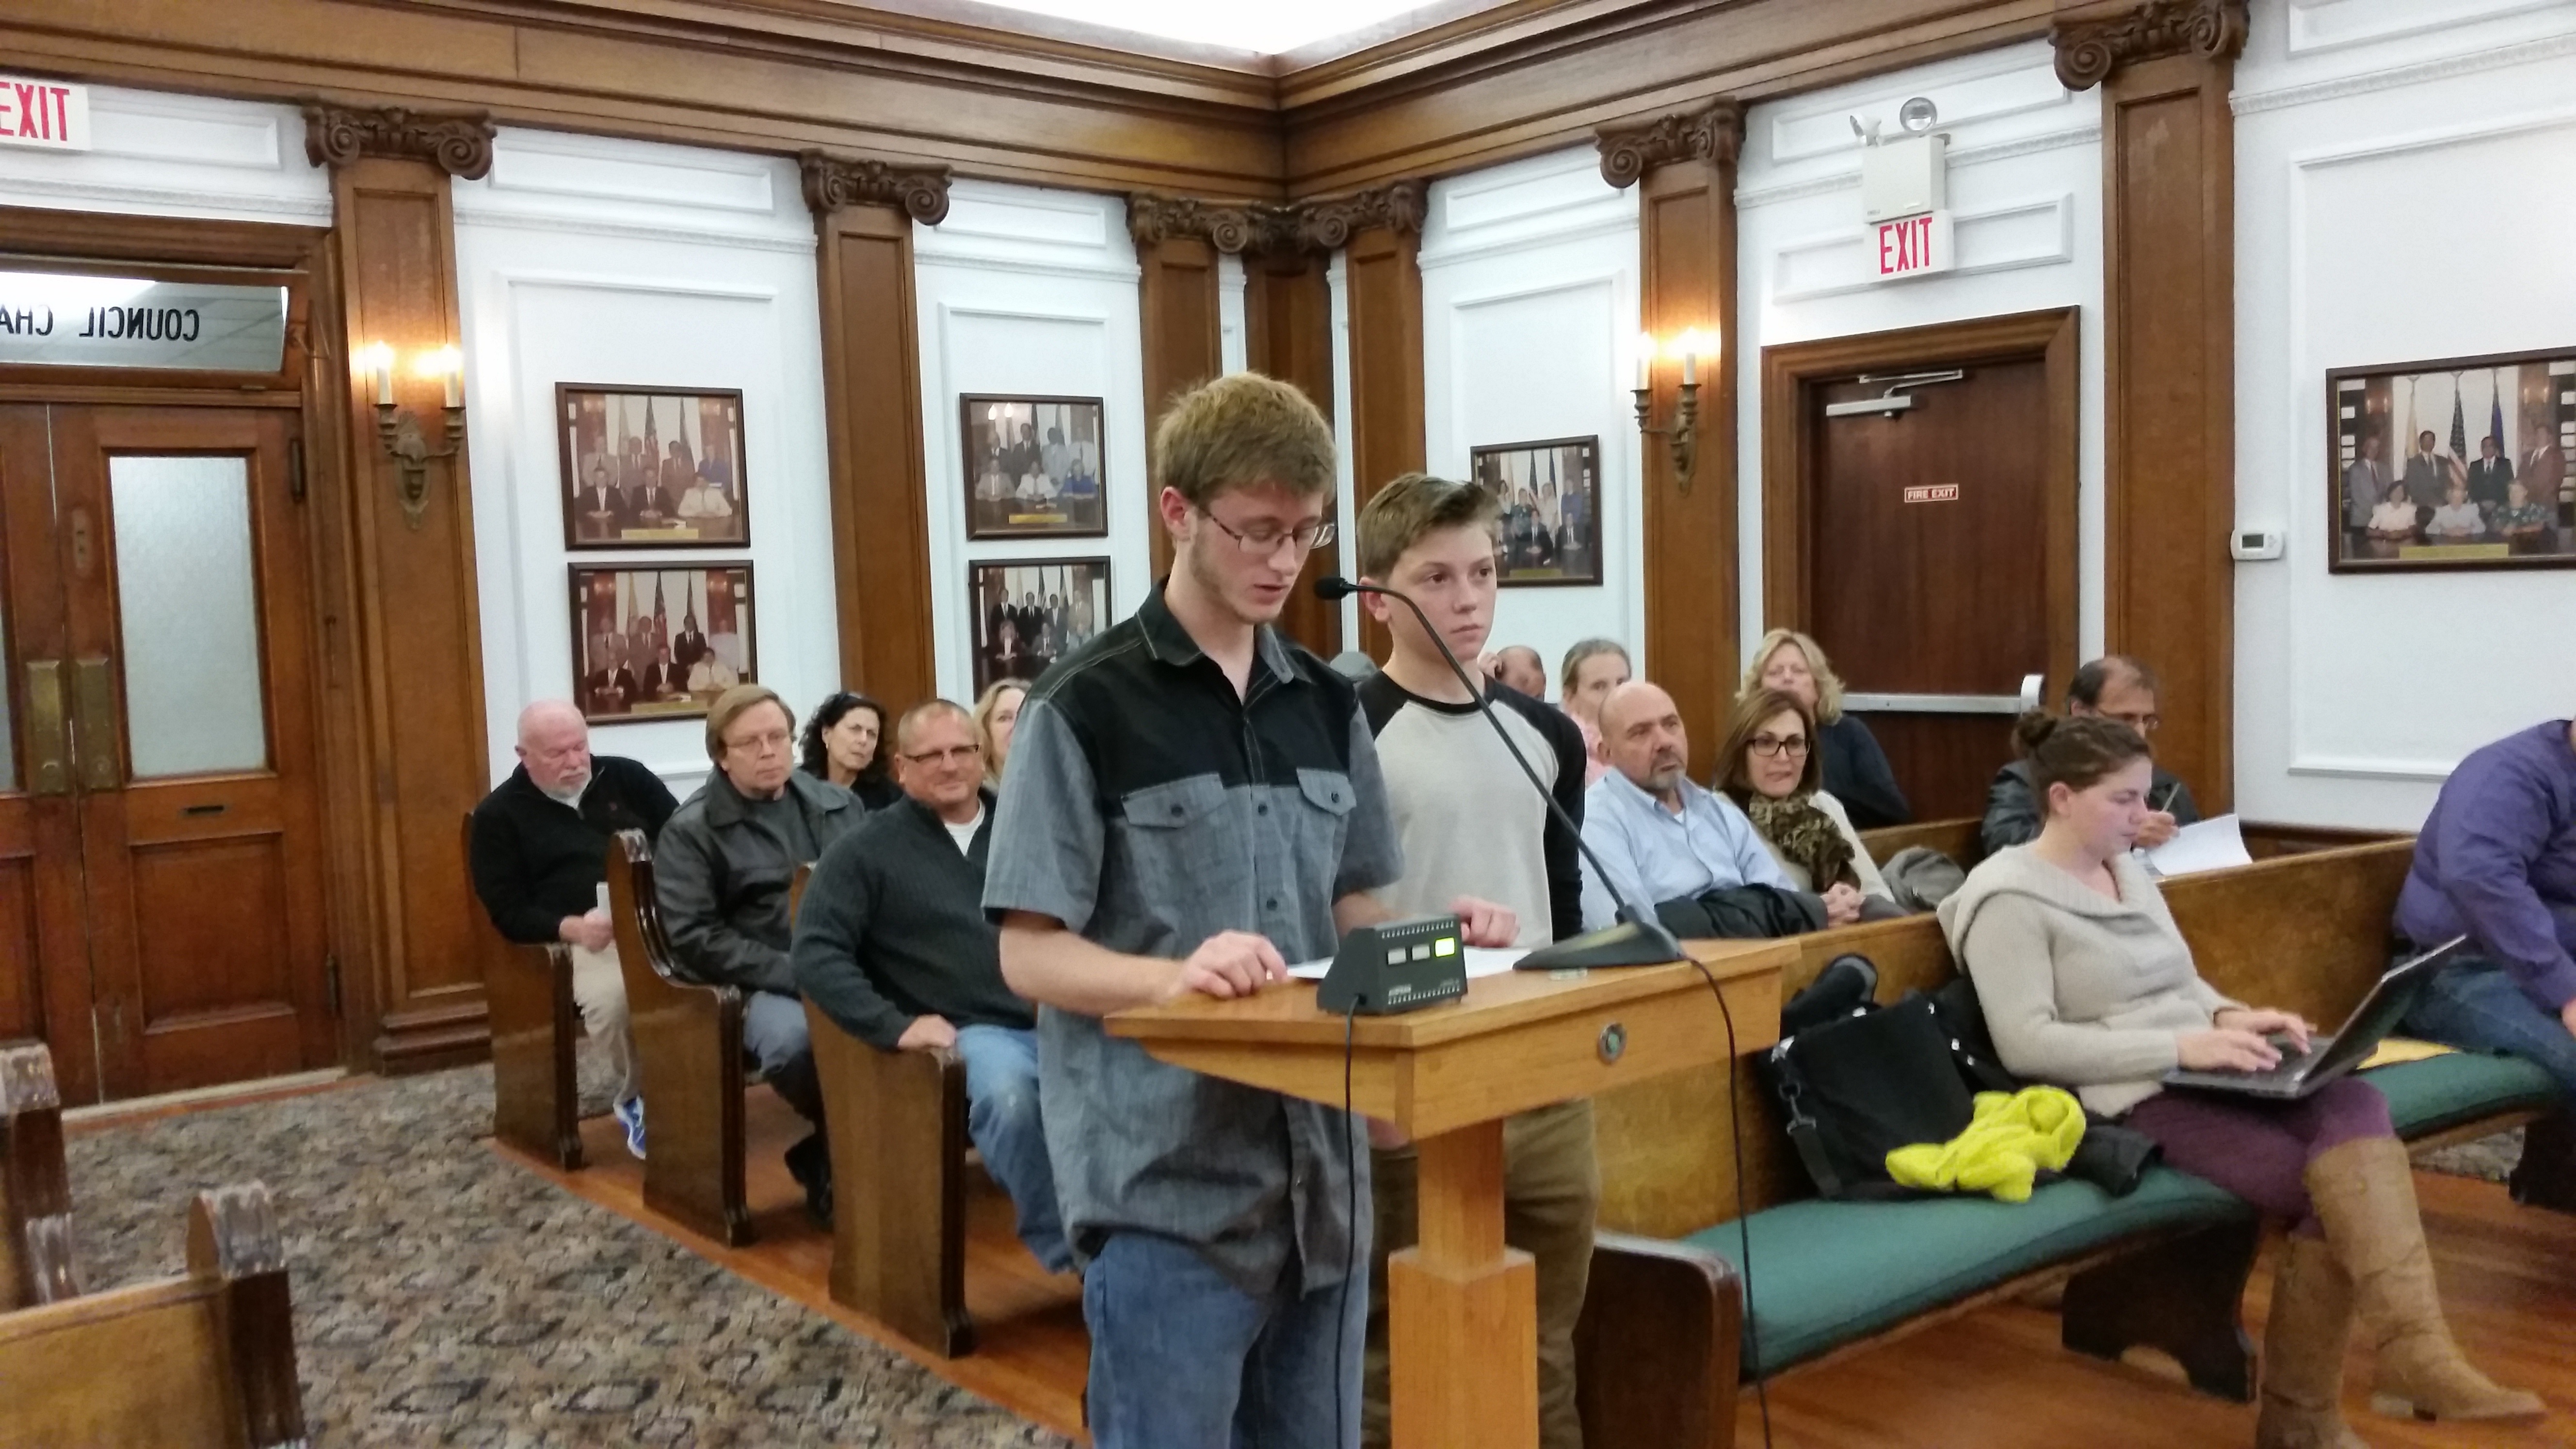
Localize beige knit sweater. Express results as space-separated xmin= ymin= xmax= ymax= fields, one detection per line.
xmin=1936 ymin=844 xmax=2240 ymax=1117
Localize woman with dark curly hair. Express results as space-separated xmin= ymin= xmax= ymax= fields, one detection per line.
xmin=799 ymin=692 xmax=899 ymax=809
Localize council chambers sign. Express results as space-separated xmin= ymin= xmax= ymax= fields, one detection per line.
xmin=0 ymin=273 xmax=290 ymax=372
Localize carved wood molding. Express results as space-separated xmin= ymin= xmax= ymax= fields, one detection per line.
xmin=2050 ymin=0 xmax=2250 ymax=91
xmin=1595 ymin=100 xmax=1744 ymax=189
xmin=799 ymin=152 xmax=954 ymax=225
xmin=300 ymin=101 xmax=495 ymax=178
xmin=1126 ymin=180 xmax=1426 ymax=256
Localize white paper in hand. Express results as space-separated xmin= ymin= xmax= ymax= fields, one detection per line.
xmin=2143 ymin=813 xmax=2253 ymax=878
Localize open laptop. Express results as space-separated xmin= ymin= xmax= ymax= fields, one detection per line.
xmin=2161 ymin=936 xmax=2467 ymax=1101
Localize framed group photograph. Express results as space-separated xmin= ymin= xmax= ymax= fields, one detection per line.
xmin=569 ymin=564 xmax=757 ymax=724
xmin=963 ymin=394 xmax=1107 ymax=539
xmin=559 ymin=384 xmax=749 ymax=549
xmin=971 ymin=557 xmax=1111 ymax=696
xmin=2328 ymin=350 xmax=2574 ymax=573
xmin=1470 ymin=435 xmax=1602 ymax=586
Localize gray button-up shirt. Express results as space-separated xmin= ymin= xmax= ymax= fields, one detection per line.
xmin=983 ymin=586 xmax=1402 ymax=1296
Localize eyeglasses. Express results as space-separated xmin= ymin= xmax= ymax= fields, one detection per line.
xmin=726 ymin=727 xmax=792 ymax=755
xmin=1198 ymin=506 xmax=1336 ymax=556
xmin=2102 ymin=712 xmax=2161 ymax=734
xmin=901 ymin=744 xmax=982 ymax=767
xmin=1748 ymin=735 xmax=1810 ymax=759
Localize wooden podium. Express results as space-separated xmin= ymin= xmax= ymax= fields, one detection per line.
xmin=1109 ymin=940 xmax=1789 ymax=1449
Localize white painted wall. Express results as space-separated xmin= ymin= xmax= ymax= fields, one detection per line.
xmin=454 ymin=128 xmax=834 ymax=800
xmin=0 ymin=85 xmax=328 ymax=223
xmin=1414 ymin=147 xmax=1643 ymax=696
xmin=1735 ymin=40 xmax=2107 ymax=676
xmin=913 ymin=180 xmax=1153 ymax=704
xmin=2233 ymin=0 xmax=2576 ymax=828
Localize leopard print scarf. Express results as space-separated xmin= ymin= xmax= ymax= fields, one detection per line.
xmin=1744 ymin=792 xmax=1857 ymax=890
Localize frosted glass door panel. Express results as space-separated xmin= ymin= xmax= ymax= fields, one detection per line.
xmin=109 ymin=455 xmax=268 ymax=777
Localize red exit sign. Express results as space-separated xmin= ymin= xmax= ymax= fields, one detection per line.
xmin=1872 ymin=211 xmax=1953 ymax=283
xmin=1902 ymin=484 xmax=1960 ymax=504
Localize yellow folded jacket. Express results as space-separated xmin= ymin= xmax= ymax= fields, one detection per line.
xmin=1884 ymin=1086 xmax=2087 ymax=1204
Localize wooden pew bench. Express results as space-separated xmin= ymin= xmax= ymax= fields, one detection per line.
xmin=607 ymin=828 xmax=755 ymax=1247
xmin=1576 ymin=836 xmax=2562 ymax=1449
xmin=464 ymin=812 xmax=588 ymax=1172
xmin=789 ymin=862 xmax=980 ymax=1357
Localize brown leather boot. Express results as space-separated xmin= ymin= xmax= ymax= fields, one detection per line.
xmin=2256 ymin=1236 xmax=2369 ymax=1449
xmin=2305 ymin=1137 xmax=2545 ymax=1423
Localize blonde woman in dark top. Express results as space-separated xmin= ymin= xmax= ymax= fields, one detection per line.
xmin=1942 ymin=714 xmax=2542 ymax=1446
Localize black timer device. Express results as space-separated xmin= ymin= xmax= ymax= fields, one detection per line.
xmin=1315 ymin=914 xmax=1469 ymax=1016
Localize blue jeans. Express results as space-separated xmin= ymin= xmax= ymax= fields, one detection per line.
xmin=1084 ymin=1231 xmax=1367 ymax=1449
xmin=2404 ymin=953 xmax=2576 ymax=1099
xmin=953 ymin=1024 xmax=1072 ymax=1273
xmin=741 ymin=989 xmax=822 ymax=1125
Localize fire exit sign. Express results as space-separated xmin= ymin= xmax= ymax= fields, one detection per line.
xmin=1871 ymin=210 xmax=1953 ymax=283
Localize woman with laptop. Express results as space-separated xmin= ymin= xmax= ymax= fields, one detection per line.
xmin=1939 ymin=713 xmax=2541 ymax=1448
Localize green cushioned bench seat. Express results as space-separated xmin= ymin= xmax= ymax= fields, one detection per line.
xmin=1675 ymin=1167 xmax=2248 ymax=1378
xmin=2363 ymin=1051 xmax=2562 ymax=1138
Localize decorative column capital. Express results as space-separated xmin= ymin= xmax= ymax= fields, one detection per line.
xmin=300 ymin=101 xmax=496 ymax=179
xmin=1595 ymin=100 xmax=1744 ymax=189
xmin=798 ymin=152 xmax=953 ymax=226
xmin=1127 ymin=182 xmax=1427 ymax=257
xmin=1291 ymin=180 xmax=1427 ymax=251
xmin=1126 ymin=193 xmax=1291 ymax=255
xmin=2050 ymin=0 xmax=2249 ymax=91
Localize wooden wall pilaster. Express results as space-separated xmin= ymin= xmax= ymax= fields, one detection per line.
xmin=803 ymin=154 xmax=950 ymax=713
xmin=1599 ymin=102 xmax=1743 ymax=782
xmin=1246 ymin=252 xmax=1344 ymax=657
xmin=1128 ymin=199 xmax=1229 ymax=583
xmin=2055 ymin=0 xmax=2246 ymax=812
xmin=305 ymin=102 xmax=501 ymax=1070
xmin=1332 ymin=183 xmax=1428 ymax=663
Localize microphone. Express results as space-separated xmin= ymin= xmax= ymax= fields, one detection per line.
xmin=1317 ymin=575 xmax=1685 ymax=970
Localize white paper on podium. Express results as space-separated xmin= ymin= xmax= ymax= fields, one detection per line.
xmin=1288 ymin=947 xmax=1530 ymax=982
xmin=2143 ymin=813 xmax=2253 ymax=878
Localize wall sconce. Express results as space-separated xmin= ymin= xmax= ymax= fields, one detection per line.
xmin=364 ymin=341 xmax=466 ymax=531
xmin=1634 ymin=329 xmax=1712 ymax=493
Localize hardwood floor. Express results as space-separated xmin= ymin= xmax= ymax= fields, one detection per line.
xmin=508 ymin=1092 xmax=2576 ymax=1448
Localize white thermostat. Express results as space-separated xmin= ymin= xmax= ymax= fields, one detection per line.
xmin=2230 ymin=530 xmax=2284 ymax=561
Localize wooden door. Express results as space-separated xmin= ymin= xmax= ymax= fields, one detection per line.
xmin=0 ymin=408 xmax=95 ymax=1101
xmin=10 ymin=405 xmax=333 ymax=1101
xmin=1766 ymin=312 xmax=2080 ymax=824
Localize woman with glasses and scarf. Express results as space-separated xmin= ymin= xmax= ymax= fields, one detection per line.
xmin=1715 ymin=686 xmax=1907 ymax=925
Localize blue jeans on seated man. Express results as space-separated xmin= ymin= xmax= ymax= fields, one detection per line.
xmin=952 ymin=1024 xmax=1072 ymax=1273
xmin=1083 ymin=1230 xmax=1366 ymax=1449
xmin=741 ymin=988 xmax=824 ymax=1123
xmin=2403 ymin=951 xmax=2576 ymax=1099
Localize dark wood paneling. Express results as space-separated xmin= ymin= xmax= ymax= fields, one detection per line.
xmin=1247 ymin=254 xmax=1346 ymax=658
xmin=1638 ymin=157 xmax=1739 ymax=783
xmin=1136 ymin=234 xmax=1224 ymax=583
xmin=815 ymin=204 xmax=938 ymax=712
xmin=2102 ymin=52 xmax=2236 ymax=814
xmin=0 ymin=857 xmax=35 ymax=1042
xmin=1342 ymin=225 xmax=1425 ymax=663
xmin=328 ymin=157 xmax=503 ymax=1068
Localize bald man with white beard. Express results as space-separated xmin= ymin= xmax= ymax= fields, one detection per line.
xmin=469 ymin=700 xmax=679 ymax=1158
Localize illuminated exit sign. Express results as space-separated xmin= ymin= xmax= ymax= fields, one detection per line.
xmin=1871 ymin=210 xmax=1953 ymax=283
xmin=0 ymin=78 xmax=87 ymax=152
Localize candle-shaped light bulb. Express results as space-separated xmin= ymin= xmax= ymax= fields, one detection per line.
xmin=418 ymin=345 xmax=463 ymax=409
xmin=363 ymin=341 xmax=394 ymax=405
xmin=1636 ymin=332 xmax=1655 ymax=390
xmin=1677 ymin=328 xmax=1705 ymax=386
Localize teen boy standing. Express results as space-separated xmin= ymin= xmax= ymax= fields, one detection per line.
xmin=985 ymin=377 xmax=1513 ymax=1448
xmin=1353 ymin=471 xmax=1596 ymax=1449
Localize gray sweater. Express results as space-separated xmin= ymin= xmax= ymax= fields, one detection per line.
xmin=1936 ymin=845 xmax=2240 ymax=1117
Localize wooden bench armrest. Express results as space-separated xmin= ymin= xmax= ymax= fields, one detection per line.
xmin=806 ymin=1000 xmax=975 ymax=1356
xmin=0 ymin=1181 xmax=306 ymax=1447
xmin=1 ymin=1041 xmax=72 ymax=1310
xmin=609 ymin=830 xmax=753 ymax=1245
xmin=1575 ymin=1230 xmax=1742 ymax=1449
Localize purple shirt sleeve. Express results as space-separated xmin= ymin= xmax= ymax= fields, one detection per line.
xmin=2419 ymin=744 xmax=2576 ymax=1013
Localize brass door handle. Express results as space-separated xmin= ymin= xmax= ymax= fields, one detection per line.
xmin=71 ymin=656 xmax=119 ymax=791
xmin=25 ymin=660 xmax=68 ymax=795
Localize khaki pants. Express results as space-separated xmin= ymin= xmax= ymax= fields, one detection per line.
xmin=1361 ymin=1097 xmax=1598 ymax=1449
xmin=567 ymin=942 xmax=637 ymax=1104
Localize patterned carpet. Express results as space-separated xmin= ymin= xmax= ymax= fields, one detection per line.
xmin=64 ymin=1061 xmax=1071 ymax=1449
